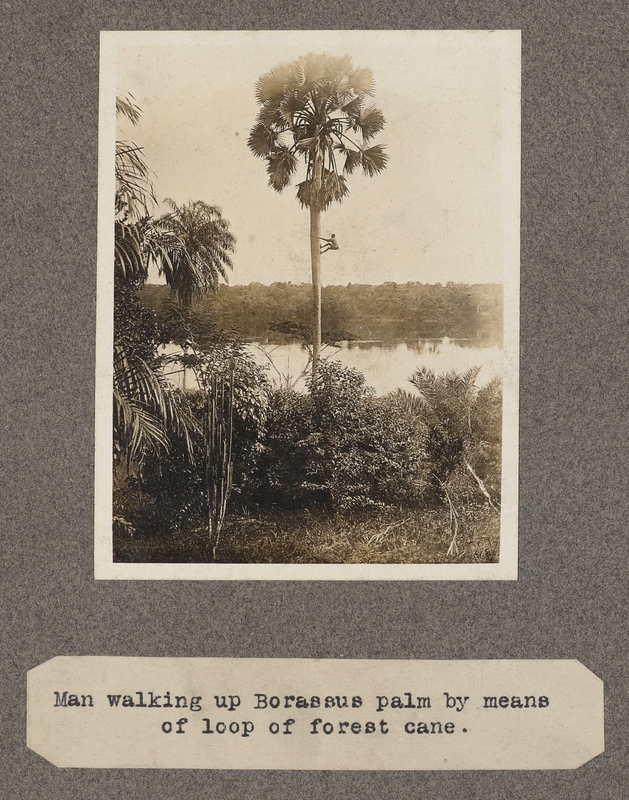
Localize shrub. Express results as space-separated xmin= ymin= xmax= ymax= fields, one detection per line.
xmin=256 ymin=360 xmax=429 ymax=511
xmin=256 ymin=388 xmax=320 ymax=508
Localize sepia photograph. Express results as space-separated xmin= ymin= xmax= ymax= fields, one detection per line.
xmin=95 ymin=30 xmax=520 ymax=579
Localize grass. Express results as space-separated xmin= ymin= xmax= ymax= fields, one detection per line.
xmin=113 ymin=504 xmax=499 ymax=565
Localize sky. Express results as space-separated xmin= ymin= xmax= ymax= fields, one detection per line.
xmin=107 ymin=30 xmax=520 ymax=287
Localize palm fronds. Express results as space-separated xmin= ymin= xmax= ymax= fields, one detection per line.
xmin=113 ymin=344 xmax=198 ymax=467
xmin=247 ymin=122 xmax=280 ymax=158
xmin=248 ymin=52 xmax=387 ymax=210
xmin=115 ymin=141 xmax=156 ymax=223
xmin=116 ymin=94 xmax=142 ymax=125
xmin=410 ymin=366 xmax=481 ymax=431
xmin=296 ymin=170 xmax=349 ymax=210
xmin=348 ymin=105 xmax=386 ymax=141
xmin=112 ymin=97 xmax=237 ymax=479
xmin=360 ymin=144 xmax=389 ymax=176
xmin=113 ymin=388 xmax=170 ymax=465
xmin=347 ymin=66 xmax=376 ymax=96
xmin=265 ymin=147 xmax=298 ymax=191
xmin=156 ymin=199 xmax=236 ymax=305
xmin=407 ymin=366 xmax=502 ymax=539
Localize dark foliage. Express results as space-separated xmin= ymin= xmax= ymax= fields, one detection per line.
xmin=137 ymin=350 xmax=270 ymax=531
xmin=114 ymin=284 xmax=165 ymax=363
xmin=254 ymin=360 xmax=428 ymax=511
xmin=142 ymin=281 xmax=503 ymax=346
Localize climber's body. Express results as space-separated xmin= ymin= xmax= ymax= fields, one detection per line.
xmin=319 ymin=234 xmax=339 ymax=254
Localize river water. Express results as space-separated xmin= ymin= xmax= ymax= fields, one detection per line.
xmin=163 ymin=338 xmax=502 ymax=395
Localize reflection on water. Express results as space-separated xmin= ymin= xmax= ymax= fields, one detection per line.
xmin=163 ymin=338 xmax=502 ymax=395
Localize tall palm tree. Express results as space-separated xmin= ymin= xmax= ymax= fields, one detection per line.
xmin=248 ymin=53 xmax=388 ymax=380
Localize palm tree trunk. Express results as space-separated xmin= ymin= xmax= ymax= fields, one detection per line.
xmin=310 ymin=205 xmax=322 ymax=384
xmin=310 ymin=151 xmax=323 ymax=385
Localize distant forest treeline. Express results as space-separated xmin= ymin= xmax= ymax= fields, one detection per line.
xmin=141 ymin=282 xmax=503 ymax=345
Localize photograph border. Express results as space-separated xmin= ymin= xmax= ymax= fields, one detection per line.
xmin=95 ymin=29 xmax=520 ymax=580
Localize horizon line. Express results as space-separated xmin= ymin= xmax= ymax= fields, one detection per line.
xmin=144 ymin=279 xmax=504 ymax=289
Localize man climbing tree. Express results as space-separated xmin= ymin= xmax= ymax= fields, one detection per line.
xmin=319 ymin=234 xmax=339 ymax=254
xmin=247 ymin=52 xmax=388 ymax=382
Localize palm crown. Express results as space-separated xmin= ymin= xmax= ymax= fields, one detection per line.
xmin=247 ymin=53 xmax=388 ymax=210
xmin=158 ymin=199 xmax=235 ymax=305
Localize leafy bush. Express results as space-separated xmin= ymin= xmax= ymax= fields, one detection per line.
xmin=256 ymin=360 xmax=429 ymax=511
xmin=256 ymin=388 xmax=317 ymax=508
